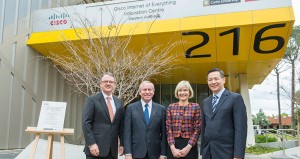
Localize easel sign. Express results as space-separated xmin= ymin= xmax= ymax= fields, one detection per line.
xmin=26 ymin=101 xmax=73 ymax=159
xmin=37 ymin=101 xmax=67 ymax=131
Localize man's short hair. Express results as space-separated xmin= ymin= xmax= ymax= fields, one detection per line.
xmin=207 ymin=68 xmax=225 ymax=78
xmin=101 ymin=72 xmax=114 ymax=81
xmin=139 ymin=81 xmax=155 ymax=92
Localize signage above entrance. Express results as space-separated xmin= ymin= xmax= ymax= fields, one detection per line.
xmin=32 ymin=0 xmax=292 ymax=32
xmin=27 ymin=0 xmax=295 ymax=91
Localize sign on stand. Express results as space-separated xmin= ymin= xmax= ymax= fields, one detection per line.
xmin=37 ymin=101 xmax=67 ymax=131
xmin=25 ymin=101 xmax=73 ymax=159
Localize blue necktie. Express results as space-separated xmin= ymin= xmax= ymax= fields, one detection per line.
xmin=212 ymin=95 xmax=218 ymax=112
xmin=144 ymin=104 xmax=150 ymax=125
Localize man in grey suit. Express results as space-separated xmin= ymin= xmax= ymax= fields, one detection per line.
xmin=124 ymin=81 xmax=167 ymax=159
xmin=200 ymin=68 xmax=247 ymax=159
xmin=82 ymin=73 xmax=125 ymax=159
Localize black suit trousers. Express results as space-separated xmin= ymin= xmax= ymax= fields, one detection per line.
xmin=86 ymin=150 xmax=115 ymax=159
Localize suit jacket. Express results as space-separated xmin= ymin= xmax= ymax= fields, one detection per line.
xmin=82 ymin=92 xmax=125 ymax=158
xmin=200 ymin=89 xmax=247 ymax=159
xmin=123 ymin=101 xmax=167 ymax=159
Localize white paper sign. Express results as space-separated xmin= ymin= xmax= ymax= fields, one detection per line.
xmin=37 ymin=101 xmax=67 ymax=131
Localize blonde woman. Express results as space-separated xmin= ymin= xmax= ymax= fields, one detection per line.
xmin=166 ymin=81 xmax=201 ymax=159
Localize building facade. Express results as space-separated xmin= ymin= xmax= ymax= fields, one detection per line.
xmin=0 ymin=0 xmax=294 ymax=149
xmin=0 ymin=0 xmax=91 ymax=150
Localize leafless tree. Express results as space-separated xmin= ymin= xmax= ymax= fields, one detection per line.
xmin=272 ymin=61 xmax=289 ymax=129
xmin=283 ymin=25 xmax=300 ymax=133
xmin=43 ymin=11 xmax=182 ymax=106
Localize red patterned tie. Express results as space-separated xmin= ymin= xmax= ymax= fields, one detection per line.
xmin=106 ymin=96 xmax=114 ymax=121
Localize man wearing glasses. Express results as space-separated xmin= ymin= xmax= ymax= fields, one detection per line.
xmin=82 ymin=73 xmax=125 ymax=159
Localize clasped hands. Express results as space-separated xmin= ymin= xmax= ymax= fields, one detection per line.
xmin=170 ymin=144 xmax=192 ymax=158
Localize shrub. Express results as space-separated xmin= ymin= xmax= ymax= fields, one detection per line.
xmin=246 ymin=145 xmax=280 ymax=155
xmin=255 ymin=134 xmax=277 ymax=143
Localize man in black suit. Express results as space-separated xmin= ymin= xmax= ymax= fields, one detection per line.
xmin=124 ymin=81 xmax=167 ymax=159
xmin=82 ymin=73 xmax=125 ymax=159
xmin=200 ymin=68 xmax=247 ymax=159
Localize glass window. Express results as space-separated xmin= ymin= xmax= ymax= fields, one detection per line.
xmin=189 ymin=83 xmax=197 ymax=103
xmin=153 ymin=84 xmax=161 ymax=104
xmin=197 ymin=84 xmax=209 ymax=106
xmin=161 ymin=84 xmax=172 ymax=107
xmin=171 ymin=84 xmax=177 ymax=103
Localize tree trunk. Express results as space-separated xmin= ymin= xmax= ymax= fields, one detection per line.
xmin=297 ymin=110 xmax=300 ymax=146
xmin=291 ymin=61 xmax=295 ymax=136
xmin=276 ymin=72 xmax=282 ymax=129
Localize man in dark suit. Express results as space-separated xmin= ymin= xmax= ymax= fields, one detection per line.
xmin=82 ymin=73 xmax=125 ymax=159
xmin=200 ymin=68 xmax=247 ymax=159
xmin=124 ymin=81 xmax=167 ymax=159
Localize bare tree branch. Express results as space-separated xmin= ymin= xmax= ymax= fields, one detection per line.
xmin=44 ymin=10 xmax=182 ymax=106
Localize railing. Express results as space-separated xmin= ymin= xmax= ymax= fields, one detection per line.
xmin=277 ymin=129 xmax=298 ymax=155
xmin=254 ymin=128 xmax=298 ymax=155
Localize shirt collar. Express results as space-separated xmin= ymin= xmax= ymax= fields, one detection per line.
xmin=102 ymin=91 xmax=112 ymax=100
xmin=213 ymin=88 xmax=225 ymax=98
xmin=141 ymin=99 xmax=152 ymax=108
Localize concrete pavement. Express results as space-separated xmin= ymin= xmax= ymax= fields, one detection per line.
xmin=1 ymin=140 xmax=299 ymax=159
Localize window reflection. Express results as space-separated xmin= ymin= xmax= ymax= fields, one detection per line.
xmin=161 ymin=84 xmax=172 ymax=107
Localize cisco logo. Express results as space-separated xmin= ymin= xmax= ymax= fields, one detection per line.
xmin=49 ymin=12 xmax=69 ymax=25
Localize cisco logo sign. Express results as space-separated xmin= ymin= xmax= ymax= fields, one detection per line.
xmin=49 ymin=12 xmax=69 ymax=25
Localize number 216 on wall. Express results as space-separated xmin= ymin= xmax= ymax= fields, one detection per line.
xmin=182 ymin=23 xmax=287 ymax=58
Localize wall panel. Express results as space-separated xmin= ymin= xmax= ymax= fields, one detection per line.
xmin=0 ymin=65 xmax=13 ymax=149
xmin=8 ymin=79 xmax=23 ymax=148
xmin=21 ymin=91 xmax=36 ymax=147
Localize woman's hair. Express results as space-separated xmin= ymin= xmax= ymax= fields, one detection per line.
xmin=174 ymin=80 xmax=194 ymax=99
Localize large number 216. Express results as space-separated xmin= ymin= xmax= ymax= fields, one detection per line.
xmin=182 ymin=23 xmax=286 ymax=58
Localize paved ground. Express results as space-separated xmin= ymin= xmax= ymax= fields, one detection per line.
xmin=0 ymin=149 xmax=23 ymax=159
xmin=2 ymin=145 xmax=300 ymax=159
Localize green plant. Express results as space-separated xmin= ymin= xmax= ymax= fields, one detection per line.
xmin=255 ymin=134 xmax=277 ymax=143
xmin=246 ymin=145 xmax=280 ymax=155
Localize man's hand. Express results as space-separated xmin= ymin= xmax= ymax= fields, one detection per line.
xmin=125 ymin=155 xmax=133 ymax=159
xmin=179 ymin=145 xmax=192 ymax=157
xmin=119 ymin=146 xmax=124 ymax=156
xmin=159 ymin=156 xmax=167 ymax=159
xmin=89 ymin=144 xmax=100 ymax=156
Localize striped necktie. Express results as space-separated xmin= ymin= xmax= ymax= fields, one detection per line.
xmin=212 ymin=95 xmax=218 ymax=112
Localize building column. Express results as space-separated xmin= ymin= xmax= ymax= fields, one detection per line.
xmin=239 ymin=74 xmax=255 ymax=146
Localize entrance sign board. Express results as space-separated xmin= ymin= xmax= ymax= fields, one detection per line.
xmin=37 ymin=101 xmax=67 ymax=131
xmin=32 ymin=0 xmax=292 ymax=32
xmin=27 ymin=0 xmax=294 ymax=91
